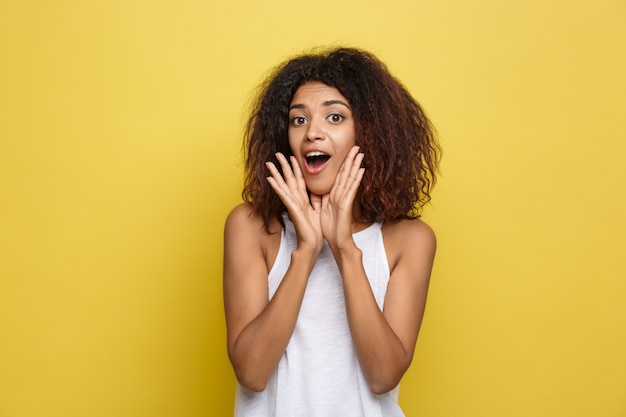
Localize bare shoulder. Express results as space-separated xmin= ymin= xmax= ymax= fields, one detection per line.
xmin=382 ymin=217 xmax=436 ymax=245
xmin=224 ymin=203 xmax=282 ymax=271
xmin=225 ymin=202 xmax=279 ymax=235
xmin=381 ymin=218 xmax=437 ymax=273
xmin=225 ymin=202 xmax=261 ymax=230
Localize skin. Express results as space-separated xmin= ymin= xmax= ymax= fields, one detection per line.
xmin=223 ymin=82 xmax=436 ymax=394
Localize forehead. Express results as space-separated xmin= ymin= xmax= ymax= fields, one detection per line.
xmin=290 ymin=81 xmax=349 ymax=105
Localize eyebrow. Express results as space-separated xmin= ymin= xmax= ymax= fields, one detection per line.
xmin=289 ymin=100 xmax=351 ymax=111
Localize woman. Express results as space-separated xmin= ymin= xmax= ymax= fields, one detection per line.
xmin=224 ymin=47 xmax=441 ymax=416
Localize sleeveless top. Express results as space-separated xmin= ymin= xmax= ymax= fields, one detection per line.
xmin=234 ymin=215 xmax=405 ymax=417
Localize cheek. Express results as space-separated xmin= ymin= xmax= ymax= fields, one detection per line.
xmin=344 ymin=121 xmax=356 ymax=144
xmin=288 ymin=139 xmax=298 ymax=156
xmin=341 ymin=127 xmax=357 ymax=148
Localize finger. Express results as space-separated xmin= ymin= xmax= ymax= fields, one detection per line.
xmin=347 ymin=152 xmax=365 ymax=188
xmin=335 ymin=150 xmax=364 ymax=202
xmin=290 ymin=155 xmax=308 ymax=193
xmin=265 ymin=167 xmax=291 ymax=202
xmin=330 ymin=146 xmax=360 ymax=200
xmin=267 ymin=174 xmax=311 ymax=217
xmin=340 ymin=146 xmax=360 ymax=177
xmin=344 ymin=166 xmax=365 ymax=202
xmin=266 ymin=160 xmax=302 ymax=207
xmin=275 ymin=152 xmax=298 ymax=188
xmin=344 ymin=153 xmax=365 ymax=197
xmin=265 ymin=161 xmax=288 ymax=191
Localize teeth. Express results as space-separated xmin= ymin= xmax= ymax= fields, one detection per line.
xmin=306 ymin=151 xmax=328 ymax=157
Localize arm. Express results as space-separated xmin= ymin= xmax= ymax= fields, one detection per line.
xmin=225 ymin=153 xmax=324 ymax=392
xmin=317 ymin=146 xmax=434 ymax=394
xmin=334 ymin=219 xmax=436 ymax=394
xmin=223 ymin=203 xmax=317 ymax=392
xmin=319 ymin=147 xmax=435 ymax=393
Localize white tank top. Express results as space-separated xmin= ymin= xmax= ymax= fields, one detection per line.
xmin=234 ymin=215 xmax=405 ymax=417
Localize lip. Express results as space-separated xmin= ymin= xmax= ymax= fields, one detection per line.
xmin=301 ymin=149 xmax=331 ymax=175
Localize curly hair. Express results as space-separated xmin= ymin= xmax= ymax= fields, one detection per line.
xmin=242 ymin=46 xmax=441 ymax=230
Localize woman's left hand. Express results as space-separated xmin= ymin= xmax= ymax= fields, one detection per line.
xmin=317 ymin=146 xmax=365 ymax=253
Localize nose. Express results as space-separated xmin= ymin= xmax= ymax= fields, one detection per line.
xmin=305 ymin=117 xmax=324 ymax=142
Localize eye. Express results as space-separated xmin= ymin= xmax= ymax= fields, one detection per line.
xmin=327 ymin=113 xmax=344 ymax=124
xmin=291 ymin=116 xmax=307 ymax=126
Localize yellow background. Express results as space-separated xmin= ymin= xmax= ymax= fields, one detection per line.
xmin=1 ymin=0 xmax=625 ymax=416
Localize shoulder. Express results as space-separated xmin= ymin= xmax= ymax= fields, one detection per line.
xmin=224 ymin=203 xmax=282 ymax=266
xmin=225 ymin=203 xmax=261 ymax=231
xmin=225 ymin=203 xmax=281 ymax=233
xmin=381 ymin=218 xmax=436 ymax=272
xmin=383 ymin=217 xmax=436 ymax=246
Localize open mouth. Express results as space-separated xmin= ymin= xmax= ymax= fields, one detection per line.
xmin=305 ymin=151 xmax=330 ymax=169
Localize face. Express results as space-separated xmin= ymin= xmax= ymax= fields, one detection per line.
xmin=288 ymin=82 xmax=356 ymax=196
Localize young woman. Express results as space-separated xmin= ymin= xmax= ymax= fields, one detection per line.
xmin=224 ymin=47 xmax=441 ymax=417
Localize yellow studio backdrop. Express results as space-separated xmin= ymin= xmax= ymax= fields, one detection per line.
xmin=1 ymin=0 xmax=625 ymax=416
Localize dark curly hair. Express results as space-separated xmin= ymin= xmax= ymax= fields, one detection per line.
xmin=242 ymin=46 xmax=441 ymax=230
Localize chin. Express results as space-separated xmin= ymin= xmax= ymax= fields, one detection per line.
xmin=305 ymin=182 xmax=332 ymax=196
xmin=307 ymin=188 xmax=331 ymax=197
xmin=303 ymin=170 xmax=336 ymax=196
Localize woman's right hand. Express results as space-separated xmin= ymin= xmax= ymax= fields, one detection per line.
xmin=266 ymin=152 xmax=323 ymax=256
